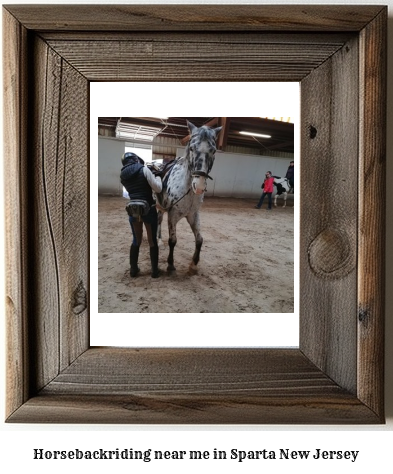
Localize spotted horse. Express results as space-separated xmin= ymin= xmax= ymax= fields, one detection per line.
xmin=153 ymin=121 xmax=222 ymax=274
xmin=272 ymin=176 xmax=292 ymax=207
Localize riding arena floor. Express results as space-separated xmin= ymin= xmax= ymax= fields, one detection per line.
xmin=98 ymin=195 xmax=294 ymax=313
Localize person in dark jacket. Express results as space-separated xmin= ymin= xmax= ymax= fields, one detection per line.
xmin=285 ymin=161 xmax=294 ymax=191
xmin=120 ymin=152 xmax=162 ymax=278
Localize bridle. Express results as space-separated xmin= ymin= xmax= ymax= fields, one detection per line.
xmin=157 ymin=144 xmax=215 ymax=212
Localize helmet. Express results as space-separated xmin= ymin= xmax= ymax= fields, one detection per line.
xmin=121 ymin=152 xmax=145 ymax=166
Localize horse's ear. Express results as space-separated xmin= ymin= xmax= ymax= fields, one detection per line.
xmin=214 ymin=126 xmax=223 ymax=136
xmin=187 ymin=120 xmax=198 ymax=135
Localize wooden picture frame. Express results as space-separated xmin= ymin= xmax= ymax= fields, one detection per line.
xmin=3 ymin=5 xmax=386 ymax=424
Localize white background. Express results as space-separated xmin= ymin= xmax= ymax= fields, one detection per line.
xmin=91 ymin=82 xmax=300 ymax=348
xmin=1 ymin=1 xmax=392 ymax=473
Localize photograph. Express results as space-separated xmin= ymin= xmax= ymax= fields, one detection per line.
xmin=98 ymin=117 xmax=295 ymax=313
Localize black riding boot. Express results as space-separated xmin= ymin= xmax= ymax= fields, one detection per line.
xmin=129 ymin=244 xmax=140 ymax=277
xmin=150 ymin=245 xmax=160 ymax=278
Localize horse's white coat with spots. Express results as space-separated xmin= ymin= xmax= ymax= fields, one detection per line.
xmin=155 ymin=121 xmax=222 ymax=273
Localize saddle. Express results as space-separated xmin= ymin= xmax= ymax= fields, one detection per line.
xmin=150 ymin=158 xmax=189 ymax=212
xmin=149 ymin=159 xmax=178 ymax=186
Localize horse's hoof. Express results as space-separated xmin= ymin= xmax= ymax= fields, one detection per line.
xmin=167 ymin=264 xmax=176 ymax=273
xmin=188 ymin=262 xmax=198 ymax=275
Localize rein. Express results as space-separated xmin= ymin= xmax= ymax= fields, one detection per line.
xmin=157 ymin=188 xmax=192 ymax=212
xmin=155 ymin=158 xmax=212 ymax=213
xmin=156 ymin=160 xmax=192 ymax=212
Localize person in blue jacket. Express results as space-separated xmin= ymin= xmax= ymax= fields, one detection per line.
xmin=120 ymin=152 xmax=162 ymax=278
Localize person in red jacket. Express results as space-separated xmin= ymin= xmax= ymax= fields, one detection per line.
xmin=255 ymin=171 xmax=275 ymax=210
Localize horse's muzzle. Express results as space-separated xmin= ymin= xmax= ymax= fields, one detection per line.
xmin=191 ymin=175 xmax=207 ymax=195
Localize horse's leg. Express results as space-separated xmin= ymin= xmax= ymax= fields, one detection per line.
xmin=157 ymin=210 xmax=163 ymax=244
xmin=186 ymin=211 xmax=203 ymax=274
xmin=283 ymin=191 xmax=287 ymax=208
xmin=274 ymin=195 xmax=278 ymax=207
xmin=167 ymin=212 xmax=179 ymax=272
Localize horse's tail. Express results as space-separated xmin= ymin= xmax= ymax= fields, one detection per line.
xmin=153 ymin=191 xmax=166 ymax=213
xmin=155 ymin=201 xmax=166 ymax=213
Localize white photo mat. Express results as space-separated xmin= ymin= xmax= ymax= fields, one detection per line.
xmin=91 ymin=82 xmax=300 ymax=347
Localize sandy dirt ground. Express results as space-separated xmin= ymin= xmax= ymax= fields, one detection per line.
xmin=98 ymin=196 xmax=294 ymax=313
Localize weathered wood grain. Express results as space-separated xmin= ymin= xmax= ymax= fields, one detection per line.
xmin=3 ymin=4 xmax=386 ymax=424
xmin=7 ymin=348 xmax=380 ymax=424
xmin=3 ymin=5 xmax=384 ymax=32
xmin=44 ymin=348 xmax=340 ymax=395
xmin=28 ymin=36 xmax=89 ymax=391
xmin=3 ymin=8 xmax=30 ymax=418
xmin=358 ymin=9 xmax=387 ymax=417
xmin=300 ymin=36 xmax=359 ymax=394
xmin=46 ymin=38 xmax=348 ymax=82
xmin=41 ymin=31 xmax=354 ymax=44
xmin=9 ymin=392 xmax=379 ymax=425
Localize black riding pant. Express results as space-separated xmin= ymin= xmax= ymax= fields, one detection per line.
xmin=128 ymin=206 xmax=158 ymax=247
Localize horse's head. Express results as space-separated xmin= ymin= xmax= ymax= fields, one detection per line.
xmin=186 ymin=121 xmax=222 ymax=195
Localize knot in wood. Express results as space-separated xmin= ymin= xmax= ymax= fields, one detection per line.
xmin=309 ymin=125 xmax=317 ymax=139
xmin=358 ymin=306 xmax=371 ymax=329
xmin=308 ymin=228 xmax=355 ymax=279
xmin=73 ymin=281 xmax=87 ymax=315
